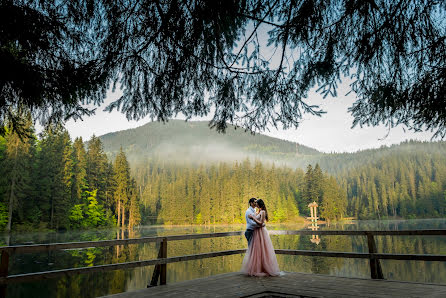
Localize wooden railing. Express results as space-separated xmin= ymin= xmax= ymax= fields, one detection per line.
xmin=0 ymin=229 xmax=445 ymax=296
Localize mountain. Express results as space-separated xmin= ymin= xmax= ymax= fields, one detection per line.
xmin=98 ymin=120 xmax=321 ymax=164
xmin=302 ymin=140 xmax=446 ymax=174
xmin=96 ymin=121 xmax=446 ymax=221
xmin=98 ymin=120 xmax=446 ymax=175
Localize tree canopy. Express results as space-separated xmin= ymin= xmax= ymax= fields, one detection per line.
xmin=1 ymin=0 xmax=445 ymax=136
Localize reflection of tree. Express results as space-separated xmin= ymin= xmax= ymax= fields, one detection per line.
xmin=374 ymin=235 xmax=446 ymax=283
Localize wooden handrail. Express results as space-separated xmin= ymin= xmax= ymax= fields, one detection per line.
xmin=1 ymin=248 xmax=445 ymax=285
xmin=0 ymin=231 xmax=244 ymax=254
xmin=0 ymin=229 xmax=445 ymax=292
xmin=268 ymin=229 xmax=446 ymax=236
xmin=2 ymin=229 xmax=444 ymax=254
xmin=0 ymin=249 xmax=247 ymax=285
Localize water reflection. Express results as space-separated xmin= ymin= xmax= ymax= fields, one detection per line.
xmin=2 ymin=219 xmax=446 ymax=297
xmin=307 ymin=201 xmax=321 ymax=245
xmin=309 ymin=222 xmax=321 ymax=245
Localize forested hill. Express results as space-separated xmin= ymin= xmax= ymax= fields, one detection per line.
xmin=98 ymin=120 xmax=446 ymax=175
xmin=98 ymin=123 xmax=446 ymax=223
xmin=300 ymin=140 xmax=446 ymax=174
xmin=98 ymin=120 xmax=320 ymax=164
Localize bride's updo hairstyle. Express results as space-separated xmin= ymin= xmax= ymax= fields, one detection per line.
xmin=256 ymin=199 xmax=268 ymax=221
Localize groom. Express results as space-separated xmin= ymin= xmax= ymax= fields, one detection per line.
xmin=244 ymin=197 xmax=264 ymax=246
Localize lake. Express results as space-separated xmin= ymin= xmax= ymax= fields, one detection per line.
xmin=2 ymin=219 xmax=446 ymax=297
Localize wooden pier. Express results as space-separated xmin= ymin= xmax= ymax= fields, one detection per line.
xmin=1 ymin=229 xmax=446 ymax=297
xmin=105 ymin=271 xmax=446 ymax=298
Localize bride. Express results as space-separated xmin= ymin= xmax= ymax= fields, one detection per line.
xmin=241 ymin=199 xmax=280 ymax=276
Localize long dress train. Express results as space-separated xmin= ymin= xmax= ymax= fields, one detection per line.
xmin=241 ymin=216 xmax=280 ymax=276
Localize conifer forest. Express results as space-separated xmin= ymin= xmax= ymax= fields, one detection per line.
xmin=1 ymin=120 xmax=446 ymax=231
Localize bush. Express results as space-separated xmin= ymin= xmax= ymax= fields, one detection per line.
xmin=68 ymin=190 xmax=112 ymax=229
xmin=0 ymin=203 xmax=8 ymax=231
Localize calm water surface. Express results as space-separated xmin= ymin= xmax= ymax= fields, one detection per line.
xmin=2 ymin=219 xmax=446 ymax=297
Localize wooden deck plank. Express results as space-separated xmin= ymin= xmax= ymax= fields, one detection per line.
xmin=103 ymin=271 xmax=446 ymax=298
xmin=262 ymin=273 xmax=446 ymax=297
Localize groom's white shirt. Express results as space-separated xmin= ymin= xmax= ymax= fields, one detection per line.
xmin=245 ymin=206 xmax=258 ymax=230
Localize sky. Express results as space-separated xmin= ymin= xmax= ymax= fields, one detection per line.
xmin=61 ymin=79 xmax=435 ymax=154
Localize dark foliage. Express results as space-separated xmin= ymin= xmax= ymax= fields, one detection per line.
xmin=0 ymin=125 xmax=140 ymax=231
xmin=1 ymin=1 xmax=445 ymax=136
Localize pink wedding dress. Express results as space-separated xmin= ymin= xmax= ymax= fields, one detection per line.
xmin=241 ymin=213 xmax=280 ymax=276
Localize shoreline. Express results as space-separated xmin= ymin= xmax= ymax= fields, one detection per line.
xmin=2 ymin=217 xmax=442 ymax=234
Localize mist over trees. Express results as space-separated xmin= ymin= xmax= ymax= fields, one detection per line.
xmin=1 ymin=1 xmax=445 ymax=137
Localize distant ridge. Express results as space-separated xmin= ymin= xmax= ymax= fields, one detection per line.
xmin=98 ymin=120 xmax=320 ymax=164
xmin=98 ymin=120 xmax=446 ymax=174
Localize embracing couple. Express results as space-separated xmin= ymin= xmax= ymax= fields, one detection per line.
xmin=241 ymin=197 xmax=281 ymax=277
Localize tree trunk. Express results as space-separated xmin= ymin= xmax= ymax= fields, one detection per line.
xmin=6 ymin=139 xmax=19 ymax=232
xmin=50 ymin=196 xmax=54 ymax=229
xmin=117 ymin=199 xmax=121 ymax=227
xmin=128 ymin=206 xmax=133 ymax=229
xmin=121 ymin=204 xmax=125 ymax=228
xmin=116 ymin=230 xmax=120 ymax=257
xmin=6 ymin=174 xmax=16 ymax=232
xmin=120 ymin=228 xmax=124 ymax=252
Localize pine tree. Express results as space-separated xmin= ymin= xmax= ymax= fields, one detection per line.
xmin=103 ymin=161 xmax=115 ymax=212
xmin=313 ymin=164 xmax=324 ymax=205
xmin=86 ymin=135 xmax=109 ymax=204
xmin=73 ymin=137 xmax=88 ymax=201
xmin=304 ymin=164 xmax=313 ymax=206
xmin=36 ymin=125 xmax=73 ymax=229
xmin=4 ymin=116 xmax=35 ymax=231
xmin=320 ymin=176 xmax=345 ymax=223
xmin=128 ymin=181 xmax=141 ymax=229
xmin=113 ymin=148 xmax=131 ymax=227
xmin=62 ymin=131 xmax=75 ymax=206
xmin=304 ymin=164 xmax=322 ymax=209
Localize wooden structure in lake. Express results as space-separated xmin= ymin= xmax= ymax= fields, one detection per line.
xmin=307 ymin=201 xmax=320 ymax=245
xmin=1 ymin=229 xmax=446 ymax=297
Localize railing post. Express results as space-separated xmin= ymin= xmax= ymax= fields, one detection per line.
xmin=148 ymin=242 xmax=163 ymax=287
xmin=366 ymin=232 xmax=384 ymax=279
xmin=0 ymin=250 xmax=10 ymax=297
xmin=148 ymin=238 xmax=168 ymax=287
xmin=160 ymin=238 xmax=167 ymax=285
